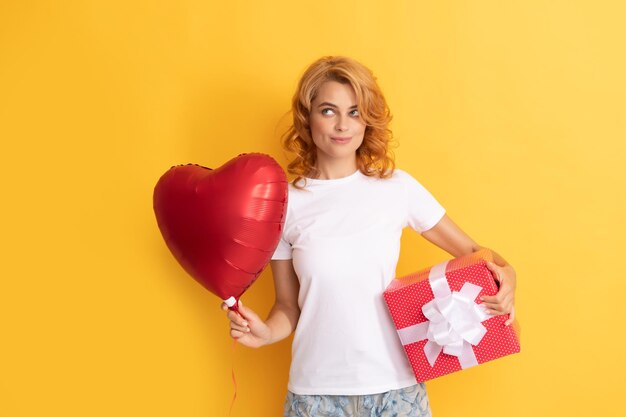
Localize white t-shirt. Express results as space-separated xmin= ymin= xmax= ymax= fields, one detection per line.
xmin=271 ymin=167 xmax=446 ymax=395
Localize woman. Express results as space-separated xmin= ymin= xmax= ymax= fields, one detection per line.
xmin=221 ymin=56 xmax=517 ymax=417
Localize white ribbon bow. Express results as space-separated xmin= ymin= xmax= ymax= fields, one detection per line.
xmin=397 ymin=260 xmax=492 ymax=369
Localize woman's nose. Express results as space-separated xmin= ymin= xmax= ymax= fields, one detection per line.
xmin=335 ymin=117 xmax=348 ymax=132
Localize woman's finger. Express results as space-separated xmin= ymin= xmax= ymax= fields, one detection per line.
xmin=230 ymin=328 xmax=246 ymax=339
xmin=479 ymin=298 xmax=499 ymax=307
xmin=480 ymin=294 xmax=499 ymax=304
xmin=485 ymin=306 xmax=502 ymax=315
xmin=481 ymin=282 xmax=513 ymax=304
xmin=484 ymin=305 xmax=504 ymax=314
xmin=484 ymin=285 xmax=510 ymax=300
xmin=230 ymin=322 xmax=250 ymax=333
xmin=484 ymin=301 xmax=512 ymax=315
xmin=227 ymin=311 xmax=248 ymax=327
xmin=482 ymin=295 xmax=513 ymax=311
xmin=481 ymin=294 xmax=513 ymax=306
xmin=484 ymin=302 xmax=515 ymax=318
xmin=505 ymin=305 xmax=516 ymax=326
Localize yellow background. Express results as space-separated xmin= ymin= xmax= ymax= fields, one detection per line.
xmin=1 ymin=1 xmax=624 ymax=416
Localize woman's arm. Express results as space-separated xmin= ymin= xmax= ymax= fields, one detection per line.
xmin=221 ymin=259 xmax=300 ymax=348
xmin=421 ymin=214 xmax=517 ymax=325
xmin=266 ymin=259 xmax=301 ymax=344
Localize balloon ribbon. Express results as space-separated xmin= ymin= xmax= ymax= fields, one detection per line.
xmin=228 ymin=339 xmax=238 ymax=417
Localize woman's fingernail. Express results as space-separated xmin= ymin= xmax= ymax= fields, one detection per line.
xmin=242 ymin=321 xmax=248 ymax=326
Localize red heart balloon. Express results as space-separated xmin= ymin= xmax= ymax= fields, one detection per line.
xmin=153 ymin=153 xmax=288 ymax=311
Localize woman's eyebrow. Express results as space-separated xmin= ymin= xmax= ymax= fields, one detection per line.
xmin=317 ymin=102 xmax=358 ymax=109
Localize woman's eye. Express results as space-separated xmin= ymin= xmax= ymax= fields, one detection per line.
xmin=321 ymin=108 xmax=359 ymax=117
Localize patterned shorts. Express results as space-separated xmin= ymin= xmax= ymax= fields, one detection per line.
xmin=283 ymin=383 xmax=432 ymax=417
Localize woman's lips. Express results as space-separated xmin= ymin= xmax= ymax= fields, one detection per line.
xmin=331 ymin=136 xmax=352 ymax=143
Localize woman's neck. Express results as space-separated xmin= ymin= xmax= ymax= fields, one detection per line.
xmin=310 ymin=157 xmax=358 ymax=180
xmin=309 ymin=165 xmax=358 ymax=180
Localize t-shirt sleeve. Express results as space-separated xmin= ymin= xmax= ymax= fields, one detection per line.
xmin=400 ymin=170 xmax=446 ymax=233
xmin=271 ymin=232 xmax=292 ymax=260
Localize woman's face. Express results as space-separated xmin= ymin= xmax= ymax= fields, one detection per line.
xmin=309 ymin=81 xmax=366 ymax=164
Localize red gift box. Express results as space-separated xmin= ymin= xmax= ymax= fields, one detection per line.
xmin=383 ymin=249 xmax=520 ymax=382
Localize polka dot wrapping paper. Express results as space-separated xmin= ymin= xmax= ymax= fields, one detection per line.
xmin=383 ymin=248 xmax=521 ymax=382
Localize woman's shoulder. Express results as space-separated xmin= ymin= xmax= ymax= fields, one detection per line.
xmin=381 ymin=167 xmax=410 ymax=181
xmin=380 ymin=168 xmax=424 ymax=191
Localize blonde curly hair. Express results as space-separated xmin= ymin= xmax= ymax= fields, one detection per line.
xmin=280 ymin=56 xmax=397 ymax=190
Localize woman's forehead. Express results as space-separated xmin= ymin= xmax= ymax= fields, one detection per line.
xmin=313 ymin=81 xmax=357 ymax=105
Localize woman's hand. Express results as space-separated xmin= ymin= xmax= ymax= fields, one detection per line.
xmin=221 ymin=300 xmax=272 ymax=348
xmin=480 ymin=261 xmax=516 ymax=326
